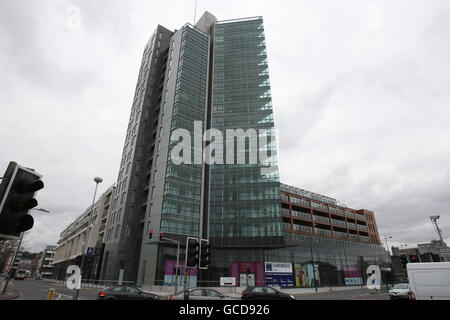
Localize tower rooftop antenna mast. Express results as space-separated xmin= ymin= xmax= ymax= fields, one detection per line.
xmin=194 ymin=1 xmax=197 ymax=24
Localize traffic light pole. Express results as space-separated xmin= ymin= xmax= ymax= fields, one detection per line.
xmin=0 ymin=231 xmax=24 ymax=294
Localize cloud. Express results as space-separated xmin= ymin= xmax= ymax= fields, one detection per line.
xmin=0 ymin=0 xmax=449 ymax=252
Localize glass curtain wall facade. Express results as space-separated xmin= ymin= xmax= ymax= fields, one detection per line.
xmin=209 ymin=17 xmax=283 ymax=248
xmin=161 ymin=25 xmax=209 ymax=237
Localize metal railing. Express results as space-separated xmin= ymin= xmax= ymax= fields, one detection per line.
xmin=293 ymin=224 xmax=313 ymax=234
xmin=292 ymin=211 xmax=312 ymax=220
xmin=345 ymin=211 xmax=355 ymax=219
xmin=357 ymin=224 xmax=368 ymax=232
xmin=44 ymin=278 xmax=135 ymax=289
xmin=313 ymin=215 xmax=330 ymax=224
xmin=348 ymin=223 xmax=357 ymax=230
xmin=333 ymin=231 xmax=348 ymax=240
xmin=314 ymin=228 xmax=332 ymax=237
xmin=331 ymin=219 xmax=347 ymax=227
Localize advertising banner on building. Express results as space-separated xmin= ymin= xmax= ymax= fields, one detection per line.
xmin=164 ymin=260 xmax=197 ymax=287
xmin=344 ymin=265 xmax=363 ymax=285
xmin=264 ymin=262 xmax=294 ymax=287
xmin=230 ymin=262 xmax=265 ymax=287
xmin=294 ymin=263 xmax=320 ymax=287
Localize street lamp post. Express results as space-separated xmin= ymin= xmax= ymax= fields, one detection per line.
xmin=384 ymin=235 xmax=392 ymax=255
xmin=73 ymin=177 xmax=102 ymax=300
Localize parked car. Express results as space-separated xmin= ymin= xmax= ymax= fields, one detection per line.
xmin=97 ymin=285 xmax=160 ymax=300
xmin=241 ymin=286 xmax=296 ymax=300
xmin=168 ymin=288 xmax=236 ymax=300
xmin=389 ymin=283 xmax=411 ymax=300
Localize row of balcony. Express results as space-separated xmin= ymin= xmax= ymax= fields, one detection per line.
xmin=283 ymin=223 xmax=371 ymax=242
xmin=283 ymin=209 xmax=368 ymax=231
xmin=282 ymin=195 xmax=367 ymax=222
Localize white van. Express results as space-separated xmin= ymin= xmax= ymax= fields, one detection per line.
xmin=407 ymin=262 xmax=450 ymax=300
xmin=14 ymin=269 xmax=27 ymax=280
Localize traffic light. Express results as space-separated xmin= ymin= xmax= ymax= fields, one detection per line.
xmin=400 ymin=255 xmax=408 ymax=270
xmin=185 ymin=237 xmax=199 ymax=268
xmin=199 ymin=239 xmax=211 ymax=269
xmin=0 ymin=162 xmax=44 ymax=239
xmin=160 ymin=232 xmax=165 ymax=241
xmin=410 ymin=255 xmax=418 ymax=263
xmin=148 ymin=229 xmax=153 ymax=239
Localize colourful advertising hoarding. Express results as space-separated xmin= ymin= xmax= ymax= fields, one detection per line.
xmin=294 ymin=263 xmax=321 ymax=287
xmin=230 ymin=262 xmax=265 ymax=287
xmin=344 ymin=265 xmax=363 ymax=285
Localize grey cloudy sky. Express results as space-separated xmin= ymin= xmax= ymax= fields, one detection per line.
xmin=1 ymin=0 xmax=449 ymax=252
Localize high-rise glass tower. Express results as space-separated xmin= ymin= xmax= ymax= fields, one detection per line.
xmin=101 ymin=12 xmax=283 ymax=286
xmin=208 ymin=17 xmax=283 ymax=249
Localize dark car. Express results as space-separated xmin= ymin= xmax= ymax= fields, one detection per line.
xmin=97 ymin=285 xmax=160 ymax=300
xmin=241 ymin=286 xmax=296 ymax=300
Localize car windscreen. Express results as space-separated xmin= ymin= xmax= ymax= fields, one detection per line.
xmin=393 ymin=284 xmax=409 ymax=289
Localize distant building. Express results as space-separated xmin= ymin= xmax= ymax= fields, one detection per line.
xmin=392 ymin=240 xmax=450 ymax=263
xmin=52 ymin=184 xmax=115 ymax=280
xmin=37 ymin=245 xmax=56 ymax=279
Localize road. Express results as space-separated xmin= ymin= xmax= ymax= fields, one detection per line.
xmin=9 ymin=279 xmax=99 ymax=300
xmin=293 ymin=287 xmax=390 ymax=300
xmin=9 ymin=279 xmax=391 ymax=300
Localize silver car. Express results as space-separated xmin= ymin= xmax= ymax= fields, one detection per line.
xmin=389 ymin=283 xmax=411 ymax=300
xmin=168 ymin=288 xmax=237 ymax=300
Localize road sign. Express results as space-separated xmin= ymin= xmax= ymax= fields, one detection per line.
xmin=2 ymin=264 xmax=12 ymax=273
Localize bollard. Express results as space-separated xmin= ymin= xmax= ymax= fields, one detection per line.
xmin=47 ymin=288 xmax=55 ymax=300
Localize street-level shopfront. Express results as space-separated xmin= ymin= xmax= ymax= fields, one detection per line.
xmin=159 ymin=235 xmax=391 ymax=288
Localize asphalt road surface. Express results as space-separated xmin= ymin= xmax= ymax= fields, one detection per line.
xmin=293 ymin=287 xmax=390 ymax=300
xmin=9 ymin=279 xmax=99 ymax=300
xmin=9 ymin=279 xmax=390 ymax=300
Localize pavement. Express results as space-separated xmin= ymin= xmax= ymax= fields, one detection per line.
xmin=0 ymin=282 xmax=21 ymax=300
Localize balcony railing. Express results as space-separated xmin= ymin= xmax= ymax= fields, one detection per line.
xmin=330 ymin=207 xmax=344 ymax=216
xmin=293 ymin=224 xmax=313 ymax=234
xmin=313 ymin=215 xmax=330 ymax=224
xmin=345 ymin=211 xmax=355 ymax=219
xmin=314 ymin=228 xmax=332 ymax=237
xmin=349 ymin=234 xmax=359 ymax=241
xmin=292 ymin=211 xmax=312 ymax=221
xmin=357 ymin=224 xmax=368 ymax=232
xmin=360 ymin=235 xmax=370 ymax=242
xmin=333 ymin=231 xmax=348 ymax=240
xmin=347 ymin=223 xmax=357 ymax=230
xmin=291 ymin=197 xmax=310 ymax=208
xmin=331 ymin=219 xmax=347 ymax=228
xmin=354 ymin=214 xmax=366 ymax=221
xmin=311 ymin=202 xmax=328 ymax=212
